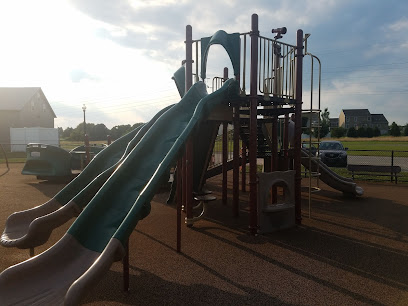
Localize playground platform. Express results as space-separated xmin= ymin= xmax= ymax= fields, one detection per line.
xmin=1 ymin=163 xmax=407 ymax=305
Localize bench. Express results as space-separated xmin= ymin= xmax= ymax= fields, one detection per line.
xmin=347 ymin=164 xmax=401 ymax=184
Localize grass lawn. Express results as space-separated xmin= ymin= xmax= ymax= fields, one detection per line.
xmin=318 ymin=136 xmax=408 ymax=157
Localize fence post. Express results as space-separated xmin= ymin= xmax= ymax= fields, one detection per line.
xmin=391 ymin=150 xmax=394 ymax=183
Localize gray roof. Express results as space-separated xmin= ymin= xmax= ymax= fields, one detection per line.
xmin=371 ymin=114 xmax=388 ymax=123
xmin=0 ymin=87 xmax=56 ymax=118
xmin=342 ymin=109 xmax=371 ymax=116
xmin=0 ymin=87 xmax=40 ymax=110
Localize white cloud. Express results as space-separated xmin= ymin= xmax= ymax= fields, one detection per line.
xmin=389 ymin=18 xmax=408 ymax=31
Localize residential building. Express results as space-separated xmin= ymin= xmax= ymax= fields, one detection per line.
xmin=0 ymin=88 xmax=56 ymax=147
xmin=338 ymin=109 xmax=389 ymax=135
xmin=371 ymin=114 xmax=389 ymax=135
xmin=339 ymin=109 xmax=371 ymax=129
xmin=329 ymin=118 xmax=339 ymax=128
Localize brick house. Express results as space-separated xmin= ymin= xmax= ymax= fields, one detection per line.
xmin=0 ymin=88 xmax=56 ymax=147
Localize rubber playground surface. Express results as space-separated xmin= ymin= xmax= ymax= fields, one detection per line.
xmin=1 ymin=163 xmax=408 ymax=305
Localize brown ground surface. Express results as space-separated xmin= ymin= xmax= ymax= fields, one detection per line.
xmin=0 ymin=163 xmax=408 ymax=305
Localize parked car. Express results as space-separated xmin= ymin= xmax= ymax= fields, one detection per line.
xmin=318 ymin=140 xmax=348 ymax=167
xmin=301 ymin=142 xmax=317 ymax=156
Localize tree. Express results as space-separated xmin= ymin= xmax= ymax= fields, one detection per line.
xmin=373 ymin=126 xmax=381 ymax=137
xmin=357 ymin=127 xmax=367 ymax=138
xmin=91 ymin=123 xmax=109 ymax=141
xmin=389 ymin=122 xmax=401 ymax=136
xmin=131 ymin=122 xmax=144 ymax=130
xmin=61 ymin=127 xmax=73 ymax=139
xmin=314 ymin=107 xmax=330 ymax=138
xmin=69 ymin=129 xmax=82 ymax=141
xmin=366 ymin=127 xmax=374 ymax=138
xmin=404 ymin=124 xmax=408 ymax=136
xmin=347 ymin=127 xmax=357 ymax=137
xmin=301 ymin=116 xmax=311 ymax=135
xmin=109 ymin=124 xmax=132 ymax=140
xmin=330 ymin=127 xmax=346 ymax=138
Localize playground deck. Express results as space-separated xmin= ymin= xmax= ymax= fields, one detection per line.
xmin=1 ymin=164 xmax=407 ymax=305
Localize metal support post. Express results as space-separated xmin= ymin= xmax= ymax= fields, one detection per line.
xmin=185 ymin=25 xmax=194 ymax=225
xmin=249 ymin=14 xmax=259 ymax=234
xmin=294 ymin=29 xmax=304 ymax=225
xmin=222 ymin=123 xmax=228 ymax=205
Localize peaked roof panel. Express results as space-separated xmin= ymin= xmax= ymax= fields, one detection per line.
xmin=342 ymin=109 xmax=371 ymax=116
xmin=0 ymin=87 xmax=40 ymax=110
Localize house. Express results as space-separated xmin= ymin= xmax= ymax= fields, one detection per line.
xmin=329 ymin=118 xmax=339 ymax=128
xmin=339 ymin=109 xmax=371 ymax=130
xmin=0 ymin=88 xmax=56 ymax=148
xmin=371 ymin=114 xmax=389 ymax=135
xmin=338 ymin=109 xmax=389 ymax=135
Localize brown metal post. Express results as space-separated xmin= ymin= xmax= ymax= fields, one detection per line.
xmin=177 ymin=158 xmax=182 ymax=252
xmin=222 ymin=68 xmax=229 ymax=205
xmin=229 ymin=65 xmax=239 ymax=217
xmin=182 ymin=152 xmax=186 ymax=212
xmin=222 ymin=123 xmax=228 ymax=205
xmin=233 ymin=104 xmax=240 ymax=217
xmin=241 ymin=141 xmax=246 ymax=192
xmin=294 ymin=29 xmax=304 ymax=225
xmin=249 ymin=14 xmax=259 ymax=234
xmin=271 ymin=117 xmax=278 ymax=203
xmin=185 ymin=25 xmax=194 ymax=225
xmin=107 ymin=135 xmax=112 ymax=145
xmin=84 ymin=134 xmax=91 ymax=166
xmin=123 ymin=239 xmax=129 ymax=292
xmin=283 ymin=114 xmax=289 ymax=170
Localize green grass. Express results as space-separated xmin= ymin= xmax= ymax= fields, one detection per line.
xmin=342 ymin=141 xmax=408 ymax=151
xmin=0 ymin=152 xmax=26 ymax=164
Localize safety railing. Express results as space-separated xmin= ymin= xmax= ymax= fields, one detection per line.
xmin=326 ymin=149 xmax=408 ymax=183
xmin=257 ymin=36 xmax=296 ymax=99
xmin=190 ymin=31 xmax=297 ymax=100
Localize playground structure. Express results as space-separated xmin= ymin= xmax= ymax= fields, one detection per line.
xmin=0 ymin=14 xmax=363 ymax=305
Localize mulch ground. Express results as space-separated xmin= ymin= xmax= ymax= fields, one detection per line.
xmin=1 ymin=163 xmax=408 ymax=305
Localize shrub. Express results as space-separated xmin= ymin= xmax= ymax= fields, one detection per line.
xmin=331 ymin=127 xmax=346 ymax=138
xmin=389 ymin=122 xmax=401 ymax=136
xmin=347 ymin=127 xmax=358 ymax=137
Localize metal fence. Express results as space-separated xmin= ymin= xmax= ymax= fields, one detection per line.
xmin=343 ymin=149 xmax=408 ymax=183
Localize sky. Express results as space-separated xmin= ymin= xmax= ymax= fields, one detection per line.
xmin=1 ymin=0 xmax=407 ymax=129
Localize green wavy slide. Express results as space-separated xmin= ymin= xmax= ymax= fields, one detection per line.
xmin=0 ymin=79 xmax=238 ymax=305
xmin=1 ymin=104 xmax=173 ymax=249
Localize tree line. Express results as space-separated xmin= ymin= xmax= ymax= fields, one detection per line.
xmin=58 ymin=122 xmax=144 ymax=141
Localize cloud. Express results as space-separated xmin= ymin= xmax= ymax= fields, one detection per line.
xmin=69 ymin=0 xmax=350 ymax=67
xmin=388 ymin=18 xmax=408 ymax=32
xmin=308 ymin=68 xmax=408 ymax=125
xmin=70 ymin=69 xmax=99 ymax=83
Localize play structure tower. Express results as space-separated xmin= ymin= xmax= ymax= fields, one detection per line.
xmin=179 ymin=14 xmax=304 ymax=233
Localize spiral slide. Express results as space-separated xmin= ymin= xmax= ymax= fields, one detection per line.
xmin=0 ymin=79 xmax=238 ymax=305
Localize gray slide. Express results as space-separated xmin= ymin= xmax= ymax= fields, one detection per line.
xmin=301 ymin=149 xmax=363 ymax=196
